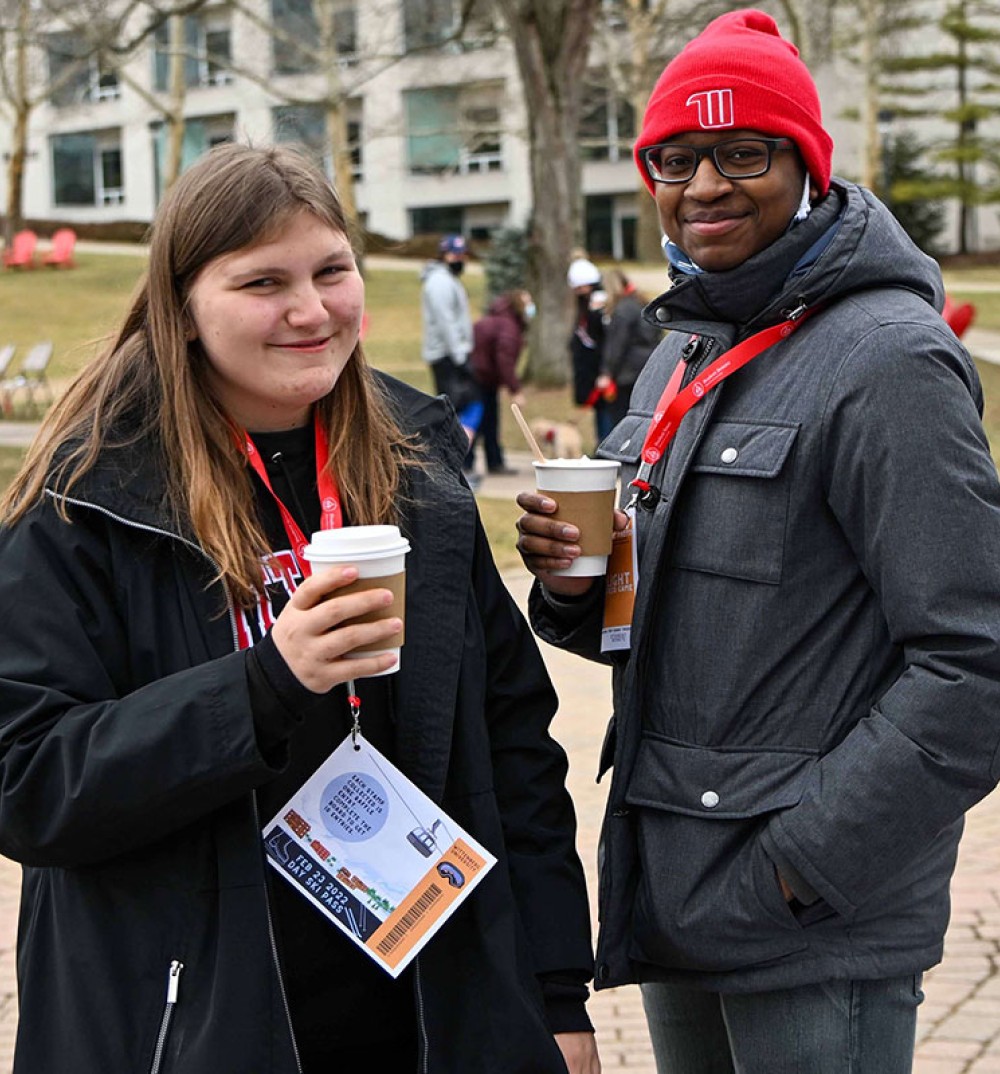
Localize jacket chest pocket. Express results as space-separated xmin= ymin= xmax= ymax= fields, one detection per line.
xmin=671 ymin=420 xmax=799 ymax=585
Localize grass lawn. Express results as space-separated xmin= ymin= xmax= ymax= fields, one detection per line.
xmin=2 ymin=251 xmax=1000 ymax=567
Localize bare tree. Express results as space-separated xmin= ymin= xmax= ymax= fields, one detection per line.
xmin=492 ymin=0 xmax=599 ymax=385
xmin=0 ymin=0 xmax=210 ymax=239
xmin=832 ymin=0 xmax=924 ymax=191
xmin=221 ymin=0 xmax=500 ymax=221
xmin=590 ymin=0 xmax=746 ymax=264
xmin=106 ymin=2 xmax=214 ymax=193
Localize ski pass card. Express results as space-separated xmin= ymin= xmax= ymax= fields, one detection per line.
xmin=601 ymin=505 xmax=638 ymax=653
xmin=262 ymin=734 xmax=496 ymax=977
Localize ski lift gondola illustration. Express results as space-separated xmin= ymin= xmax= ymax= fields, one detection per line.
xmin=407 ymin=819 xmax=443 ymax=857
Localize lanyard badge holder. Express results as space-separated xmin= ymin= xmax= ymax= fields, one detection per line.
xmin=243 ymin=417 xmax=498 ymax=975
xmin=601 ymin=303 xmax=814 ymax=654
xmin=262 ymin=675 xmax=497 ymax=978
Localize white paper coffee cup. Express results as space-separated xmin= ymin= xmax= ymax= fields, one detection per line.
xmin=302 ymin=525 xmax=410 ymax=675
xmin=533 ymin=458 xmax=621 ymax=577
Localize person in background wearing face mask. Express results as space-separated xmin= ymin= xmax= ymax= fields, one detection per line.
xmin=567 ymin=258 xmax=612 ymax=448
xmin=468 ymin=289 xmax=532 ymax=476
xmin=516 ymin=9 xmax=1000 ymax=1072
xmin=421 ymin=233 xmax=475 ymax=406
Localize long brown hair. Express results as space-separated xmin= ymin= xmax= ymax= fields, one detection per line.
xmin=1 ymin=142 xmax=416 ymax=607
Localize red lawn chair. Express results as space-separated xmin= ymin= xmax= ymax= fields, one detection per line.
xmin=42 ymin=228 xmax=77 ymax=269
xmin=942 ymin=294 xmax=976 ymax=340
xmin=2 ymin=230 xmax=37 ymax=269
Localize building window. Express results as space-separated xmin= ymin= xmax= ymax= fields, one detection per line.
xmin=271 ymin=0 xmax=356 ymax=75
xmin=273 ymin=100 xmax=363 ymax=180
xmin=153 ymin=11 xmax=232 ymax=91
xmin=47 ymin=34 xmax=120 ymax=107
xmin=201 ymin=21 xmax=233 ymax=86
xmin=151 ymin=113 xmax=234 ymax=201
xmin=405 ymin=83 xmax=502 ymax=175
xmin=579 ymin=82 xmax=635 ymax=163
xmin=402 ymin=0 xmax=494 ymax=51
xmin=411 ymin=205 xmax=464 ymax=236
xmin=51 ymin=129 xmax=124 ymax=206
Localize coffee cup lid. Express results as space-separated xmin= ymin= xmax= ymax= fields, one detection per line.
xmin=303 ymin=524 xmax=411 ymax=563
xmin=531 ymin=457 xmax=620 ymax=471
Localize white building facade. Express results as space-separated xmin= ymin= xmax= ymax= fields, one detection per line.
xmin=3 ymin=0 xmax=997 ymax=256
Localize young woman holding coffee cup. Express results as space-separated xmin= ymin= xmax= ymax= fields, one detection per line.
xmin=0 ymin=144 xmax=599 ymax=1074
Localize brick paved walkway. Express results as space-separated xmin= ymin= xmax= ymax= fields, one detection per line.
xmin=0 ymin=567 xmax=998 ymax=1071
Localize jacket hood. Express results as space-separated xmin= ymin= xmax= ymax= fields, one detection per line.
xmin=647 ymin=180 xmax=944 ymax=333
xmin=420 ymin=259 xmax=450 ymax=282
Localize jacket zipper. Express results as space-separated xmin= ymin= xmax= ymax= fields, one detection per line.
xmin=254 ymin=795 xmax=305 ymax=1074
xmin=414 ymin=957 xmax=429 ymax=1073
xmin=50 ymin=492 xmax=305 ymax=1066
xmin=149 ymin=960 xmax=183 ymax=1074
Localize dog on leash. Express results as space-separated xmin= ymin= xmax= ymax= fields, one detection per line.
xmin=528 ymin=418 xmax=584 ymax=460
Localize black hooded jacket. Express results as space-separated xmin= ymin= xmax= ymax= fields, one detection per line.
xmin=0 ymin=374 xmax=593 ymax=1072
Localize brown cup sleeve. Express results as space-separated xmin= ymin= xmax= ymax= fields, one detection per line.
xmin=540 ymin=489 xmax=616 ymax=556
xmin=331 ymin=572 xmax=406 ymax=652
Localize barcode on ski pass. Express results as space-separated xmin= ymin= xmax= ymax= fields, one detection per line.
xmin=375 ymin=883 xmax=443 ymax=956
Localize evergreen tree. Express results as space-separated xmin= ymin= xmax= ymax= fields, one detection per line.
xmin=885 ymin=129 xmax=948 ymax=254
xmin=881 ymin=0 xmax=1000 ymax=253
xmin=483 ymin=226 xmax=528 ymax=307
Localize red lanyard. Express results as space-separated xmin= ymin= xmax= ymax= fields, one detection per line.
xmin=630 ymin=306 xmax=814 ymax=499
xmin=243 ymin=414 xmax=342 ymax=572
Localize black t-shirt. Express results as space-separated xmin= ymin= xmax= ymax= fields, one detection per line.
xmin=247 ymin=426 xmax=417 ymax=1070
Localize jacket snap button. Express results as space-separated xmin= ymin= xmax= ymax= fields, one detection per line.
xmin=597 ymin=963 xmax=610 ymax=982
xmin=701 ymin=790 xmax=720 ymax=808
xmin=655 ymin=307 xmax=670 ymax=323
xmin=720 ymin=448 xmax=739 ymax=464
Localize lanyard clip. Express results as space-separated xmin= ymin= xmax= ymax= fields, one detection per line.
xmin=628 ymin=461 xmax=660 ymax=511
xmin=347 ymin=681 xmax=361 ymax=750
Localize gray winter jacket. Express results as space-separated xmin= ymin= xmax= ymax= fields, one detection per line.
xmin=421 ymin=260 xmax=473 ymax=365
xmin=530 ymin=180 xmax=1000 ymax=993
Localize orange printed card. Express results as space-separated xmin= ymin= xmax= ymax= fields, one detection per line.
xmin=263 ymin=735 xmax=495 ymax=977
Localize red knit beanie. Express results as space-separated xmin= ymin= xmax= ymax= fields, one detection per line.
xmin=634 ymin=9 xmax=833 ymax=197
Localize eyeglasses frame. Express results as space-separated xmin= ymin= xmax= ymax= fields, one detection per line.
xmin=640 ymin=137 xmax=795 ymax=185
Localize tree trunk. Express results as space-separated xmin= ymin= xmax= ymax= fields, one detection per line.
xmin=955 ymin=2 xmax=972 ymax=254
xmin=500 ymin=0 xmax=598 ymax=386
xmin=633 ymin=82 xmax=662 ymax=264
xmin=326 ymin=101 xmax=357 ymax=220
xmin=860 ymin=0 xmax=880 ymax=191
xmin=4 ymin=0 xmax=31 ymax=245
xmin=164 ymin=14 xmax=187 ymax=191
xmin=5 ymin=107 xmax=29 ymax=245
xmin=317 ymin=0 xmax=357 ymax=219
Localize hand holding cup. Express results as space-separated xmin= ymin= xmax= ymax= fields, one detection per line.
xmin=271 ymin=566 xmax=403 ymax=691
xmin=272 ymin=525 xmax=410 ymax=690
xmin=516 ymin=458 xmax=623 ymax=597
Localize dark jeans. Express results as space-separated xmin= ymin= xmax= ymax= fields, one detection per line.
xmin=594 ymin=397 xmax=614 ymax=446
xmin=641 ymin=975 xmax=923 ymax=1074
xmin=607 ymin=382 xmax=633 ymax=428
xmin=469 ymin=385 xmax=506 ymax=471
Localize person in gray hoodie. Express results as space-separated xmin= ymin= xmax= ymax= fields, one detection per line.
xmin=421 ymin=234 xmax=476 ymax=415
xmin=515 ymin=9 xmax=1000 ymax=1074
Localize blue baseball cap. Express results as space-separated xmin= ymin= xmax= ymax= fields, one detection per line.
xmin=439 ymin=234 xmax=468 ymax=256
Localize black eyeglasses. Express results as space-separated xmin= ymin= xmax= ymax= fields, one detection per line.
xmin=640 ymin=137 xmax=794 ymax=184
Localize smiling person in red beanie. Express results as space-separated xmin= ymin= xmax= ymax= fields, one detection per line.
xmin=515 ymin=9 xmax=1000 ymax=1073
